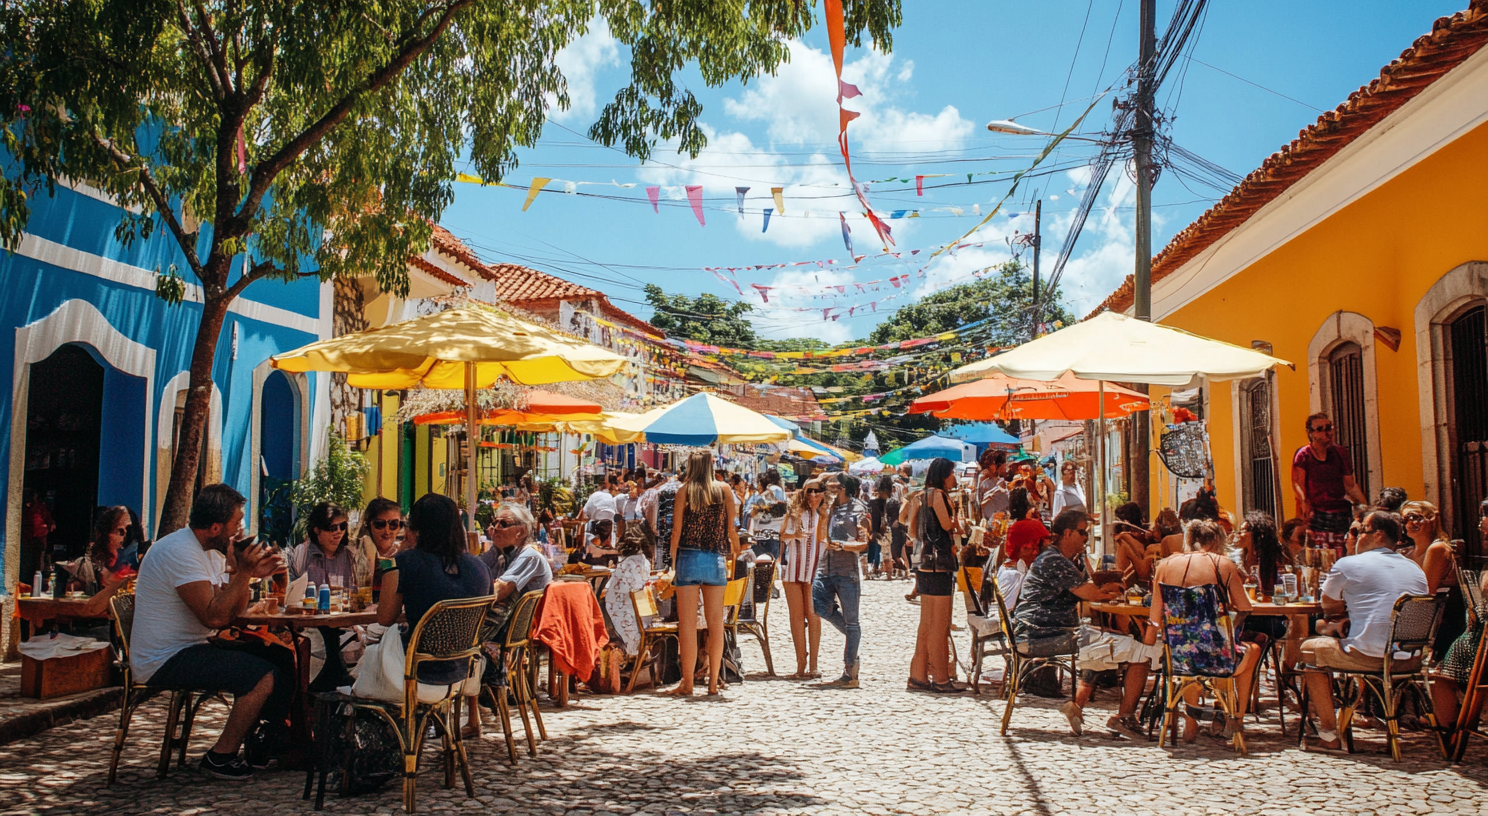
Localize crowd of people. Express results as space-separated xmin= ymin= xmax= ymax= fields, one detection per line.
xmin=58 ymin=404 xmax=1487 ymax=782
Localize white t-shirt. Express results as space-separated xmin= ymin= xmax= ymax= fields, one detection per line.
xmin=582 ymin=489 xmax=615 ymax=521
xmin=1321 ymin=547 xmax=1428 ymax=658
xmin=129 ymin=527 xmax=228 ymax=682
xmin=752 ymin=485 xmax=788 ymax=535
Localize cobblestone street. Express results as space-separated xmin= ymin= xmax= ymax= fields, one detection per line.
xmin=2 ymin=579 xmax=1486 ymax=816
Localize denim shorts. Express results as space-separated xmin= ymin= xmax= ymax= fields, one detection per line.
xmin=674 ymin=548 xmax=727 ymax=587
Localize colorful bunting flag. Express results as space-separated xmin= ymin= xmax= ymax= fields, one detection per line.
xmin=839 ymin=213 xmax=853 ymax=256
xmin=522 ymin=177 xmax=551 ymax=211
xmin=762 ymin=208 xmax=773 ymax=232
xmin=771 ymin=187 xmax=786 ymax=215
xmin=646 ymin=186 xmax=660 ymax=213
xmin=736 ymin=186 xmax=749 ymax=215
xmin=686 ymin=185 xmax=705 ymax=226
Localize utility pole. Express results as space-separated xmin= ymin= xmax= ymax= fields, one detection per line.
xmin=1131 ymin=0 xmax=1157 ymax=516
xmin=1030 ymin=199 xmax=1042 ymax=339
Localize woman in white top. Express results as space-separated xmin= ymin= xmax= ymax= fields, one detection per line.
xmin=605 ymin=526 xmax=652 ymax=657
xmin=1051 ymin=461 xmax=1087 ymax=517
xmin=779 ymin=478 xmax=827 ymax=678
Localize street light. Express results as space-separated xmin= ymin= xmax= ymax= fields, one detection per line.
xmin=985 ymin=119 xmax=1047 ymax=136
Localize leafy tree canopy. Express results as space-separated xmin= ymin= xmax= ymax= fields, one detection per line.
xmin=0 ymin=0 xmax=902 ymax=531
xmin=867 ymin=259 xmax=1074 ymax=347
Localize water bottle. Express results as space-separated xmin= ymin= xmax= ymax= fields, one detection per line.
xmin=31 ymin=571 xmax=42 ymax=598
xmin=317 ymin=584 xmax=331 ymax=614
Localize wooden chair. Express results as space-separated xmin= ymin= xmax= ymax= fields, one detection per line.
xmin=1298 ymin=593 xmax=1447 ymax=761
xmin=480 ymin=590 xmax=547 ymax=765
xmin=625 ymin=587 xmax=679 ymax=693
xmin=106 ymin=593 xmax=225 ymax=784
xmin=736 ymin=560 xmax=777 ymax=676
xmin=721 ymin=572 xmax=751 ymax=682
xmin=988 ymin=573 xmax=1079 ymax=736
xmin=308 ymin=596 xmax=493 ymax=812
xmin=1451 ymin=568 xmax=1487 ymax=762
xmin=957 ymin=566 xmax=1009 ymax=694
xmin=1154 ymin=584 xmax=1248 ymax=756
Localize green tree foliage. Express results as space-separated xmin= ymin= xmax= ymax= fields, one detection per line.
xmin=290 ymin=431 xmax=371 ymax=542
xmin=0 ymin=0 xmax=902 ymax=532
xmin=868 ymin=259 xmax=1074 ymax=346
xmin=644 ymin=283 xmax=761 ymax=347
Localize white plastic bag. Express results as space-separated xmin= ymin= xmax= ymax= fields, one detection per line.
xmin=350 ymin=623 xmax=405 ymax=702
xmin=17 ymin=633 xmax=110 ymax=660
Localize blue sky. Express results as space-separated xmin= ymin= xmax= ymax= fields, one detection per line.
xmin=437 ymin=1 xmax=1465 ymax=344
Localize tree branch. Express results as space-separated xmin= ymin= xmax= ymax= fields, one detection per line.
xmin=224 ymin=257 xmax=279 ymax=302
xmin=174 ymin=0 xmax=227 ymax=99
xmin=89 ymin=132 xmax=205 ymax=281
xmin=239 ymin=1 xmax=472 ymax=221
xmin=192 ymin=0 xmax=235 ymax=94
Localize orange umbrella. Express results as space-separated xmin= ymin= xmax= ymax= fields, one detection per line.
xmin=908 ymin=372 xmax=1149 ymax=421
xmin=412 ymin=390 xmax=603 ymax=426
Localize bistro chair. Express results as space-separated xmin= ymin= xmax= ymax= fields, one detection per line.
xmin=988 ymin=573 xmax=1079 ymax=736
xmin=957 ymin=565 xmax=1009 ymax=695
xmin=736 ymin=560 xmax=777 ymax=676
xmin=106 ymin=593 xmax=224 ymax=784
xmin=1154 ymin=581 xmax=1248 ymax=756
xmin=721 ymin=571 xmax=751 ymax=682
xmin=1298 ymin=593 xmax=1447 ymax=762
xmin=307 ymin=595 xmax=493 ymax=812
xmin=1450 ymin=568 xmax=1487 ymax=762
xmin=480 ymin=590 xmax=548 ymax=765
xmin=625 ymin=587 xmax=679 ymax=693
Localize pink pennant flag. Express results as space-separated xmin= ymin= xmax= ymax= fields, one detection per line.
xmin=915 ymin=175 xmax=925 ymax=196
xmin=686 ymin=185 xmax=705 ymax=226
xmin=646 ymin=186 xmax=660 ymax=213
xmin=839 ymin=80 xmax=862 ymax=101
xmin=750 ymin=283 xmax=772 ymax=303
xmin=822 ymin=309 xmax=832 ymax=321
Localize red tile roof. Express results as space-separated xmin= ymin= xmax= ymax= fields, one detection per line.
xmin=428 ymin=224 xmax=488 ymax=277
xmin=1095 ymin=1 xmax=1488 ymax=316
xmin=407 ymin=255 xmax=473 ymax=289
xmin=486 ymin=263 xmax=601 ymax=302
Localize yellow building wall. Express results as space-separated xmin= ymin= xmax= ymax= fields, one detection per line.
xmin=1155 ymin=118 xmax=1488 ymax=519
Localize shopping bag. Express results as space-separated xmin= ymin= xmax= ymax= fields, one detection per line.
xmin=350 ymin=624 xmax=405 ymax=702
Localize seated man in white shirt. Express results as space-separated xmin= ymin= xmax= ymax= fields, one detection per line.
xmin=131 ymin=484 xmax=287 ymax=779
xmin=582 ymin=477 xmax=616 ymax=523
xmin=1300 ymin=510 xmax=1427 ymax=752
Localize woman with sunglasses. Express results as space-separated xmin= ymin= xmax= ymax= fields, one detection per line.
xmin=357 ymin=497 xmax=405 ymax=560
xmin=1399 ymin=500 xmax=1455 ymax=594
xmin=289 ymin=501 xmax=354 ymax=589
xmin=908 ymin=458 xmax=963 ymax=693
xmin=780 ymin=478 xmax=828 ymax=678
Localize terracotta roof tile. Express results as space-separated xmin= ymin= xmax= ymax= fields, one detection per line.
xmin=407 ymin=255 xmax=473 ymax=288
xmin=428 ymin=224 xmax=488 ymax=277
xmin=485 ymin=263 xmax=601 ymax=302
xmin=1094 ymin=1 xmax=1488 ymax=317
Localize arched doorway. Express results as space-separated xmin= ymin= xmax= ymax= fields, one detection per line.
xmin=258 ymin=370 xmax=299 ymax=547
xmin=20 ymin=345 xmax=103 ymax=579
xmin=1449 ymin=304 xmax=1487 ymax=564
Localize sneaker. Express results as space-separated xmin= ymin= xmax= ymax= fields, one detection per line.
xmin=199 ymin=750 xmax=254 ymax=780
xmin=1059 ymin=701 xmax=1084 ymax=736
xmin=1107 ymin=715 xmax=1149 ymax=742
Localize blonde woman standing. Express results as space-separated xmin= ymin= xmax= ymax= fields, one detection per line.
xmin=780 ymin=478 xmax=828 ymax=678
xmin=668 ymin=450 xmax=740 ymax=696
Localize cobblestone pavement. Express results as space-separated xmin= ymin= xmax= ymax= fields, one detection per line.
xmin=1 ymin=579 xmax=1486 ymax=815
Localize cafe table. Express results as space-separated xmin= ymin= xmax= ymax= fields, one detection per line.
xmin=1089 ymin=600 xmax=1322 ymax=665
xmin=16 ymin=595 xmax=112 ymax=641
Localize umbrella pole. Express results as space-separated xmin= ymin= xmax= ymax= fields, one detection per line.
xmin=1098 ymin=380 xmax=1108 ymax=560
xmin=465 ymin=361 xmax=480 ymax=549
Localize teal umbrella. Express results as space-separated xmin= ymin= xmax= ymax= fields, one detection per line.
xmin=879 ymin=435 xmax=974 ymax=466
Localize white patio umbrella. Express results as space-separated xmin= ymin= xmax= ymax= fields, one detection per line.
xmin=949 ymin=311 xmax=1292 ymax=552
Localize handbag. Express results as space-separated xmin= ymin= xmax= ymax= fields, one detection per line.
xmin=350 ymin=624 xmax=405 ymax=702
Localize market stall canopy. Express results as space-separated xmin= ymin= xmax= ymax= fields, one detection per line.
xmin=941 ymin=422 xmax=1021 ymax=448
xmin=787 ymin=436 xmax=842 ymax=464
xmin=559 ymin=412 xmax=645 ymax=445
xmin=911 ymin=373 xmax=1149 ymax=421
xmin=879 ymin=435 xmax=976 ymax=466
xmin=765 ymin=415 xmax=801 ymax=434
xmin=948 ymin=311 xmax=1292 ymax=387
xmin=412 ymin=390 xmax=604 ymax=426
xmin=848 ymin=456 xmax=888 ymax=475
xmin=270 ymin=307 xmax=626 ymax=389
xmin=607 ymin=393 xmax=792 ymax=447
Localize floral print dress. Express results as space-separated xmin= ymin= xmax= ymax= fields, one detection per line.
xmin=605 ymin=554 xmax=652 ymax=656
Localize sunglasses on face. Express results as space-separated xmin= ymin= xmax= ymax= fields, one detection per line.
xmin=1404 ymin=514 xmax=1426 ymax=524
xmin=1310 ymin=424 xmax=1334 ymax=433
xmin=371 ymin=518 xmax=403 ymax=530
xmin=1074 ymin=527 xmax=1090 ymax=538
xmin=806 ymin=488 xmax=823 ymax=495
xmin=321 ymin=521 xmax=349 ymax=533
xmin=493 ymin=518 xmax=520 ymax=529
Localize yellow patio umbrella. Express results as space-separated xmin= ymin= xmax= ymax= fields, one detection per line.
xmin=558 ymin=412 xmax=646 ymax=445
xmin=271 ymin=307 xmax=625 ymax=533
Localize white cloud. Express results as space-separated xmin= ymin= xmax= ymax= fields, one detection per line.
xmin=550 ymin=20 xmax=620 ymax=123
xmin=633 ymin=41 xmax=972 ymax=250
xmin=1044 ymin=168 xmax=1159 ymax=316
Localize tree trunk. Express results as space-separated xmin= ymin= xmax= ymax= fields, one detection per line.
xmin=156 ymin=291 xmax=233 ymax=536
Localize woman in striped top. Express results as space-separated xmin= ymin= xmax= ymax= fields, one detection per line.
xmin=780 ymin=478 xmax=828 ymax=678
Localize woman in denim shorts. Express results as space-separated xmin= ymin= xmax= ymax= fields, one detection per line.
xmin=668 ymin=450 xmax=740 ymax=696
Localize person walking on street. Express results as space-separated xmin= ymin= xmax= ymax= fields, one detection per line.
xmin=908 ymin=458 xmax=963 ymax=693
xmin=668 ymin=450 xmax=740 ymax=696
xmin=814 ymin=472 xmax=870 ymax=688
xmin=780 ymin=478 xmax=827 ymax=678
xmin=1292 ymin=412 xmax=1367 ymax=556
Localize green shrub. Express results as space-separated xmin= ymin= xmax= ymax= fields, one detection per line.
xmin=289 ymin=429 xmax=372 ymax=542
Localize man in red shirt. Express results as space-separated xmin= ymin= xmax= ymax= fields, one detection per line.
xmin=1291 ymin=412 xmax=1367 ymax=556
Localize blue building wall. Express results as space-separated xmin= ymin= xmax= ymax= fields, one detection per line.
xmin=0 ymin=181 xmax=326 ymax=586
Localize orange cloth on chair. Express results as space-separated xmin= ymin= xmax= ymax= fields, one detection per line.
xmin=533 ymin=581 xmax=609 ymax=679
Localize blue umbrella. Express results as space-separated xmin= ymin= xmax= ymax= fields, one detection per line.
xmin=610 ymin=393 xmax=792 ymax=447
xmin=943 ymin=422 xmax=1020 ymax=447
xmin=879 ymin=435 xmax=974 ymax=466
